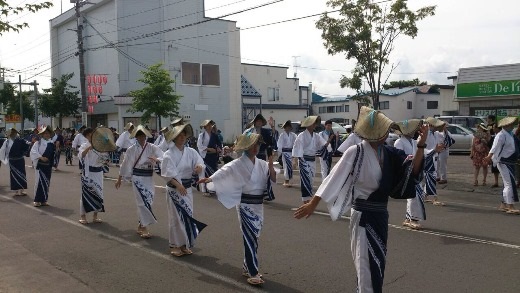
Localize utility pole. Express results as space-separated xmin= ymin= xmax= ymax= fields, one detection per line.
xmin=34 ymin=80 xmax=39 ymax=127
xmin=19 ymin=75 xmax=23 ymax=131
xmin=74 ymin=0 xmax=88 ymax=127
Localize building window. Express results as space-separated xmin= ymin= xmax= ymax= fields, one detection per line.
xmin=427 ymin=101 xmax=438 ymax=109
xmin=181 ymin=62 xmax=200 ymax=85
xmin=327 ymin=106 xmax=335 ymax=113
xmin=202 ymin=64 xmax=220 ymax=86
xmin=268 ymin=87 xmax=280 ymax=101
xmin=345 ymin=105 xmax=349 ymax=112
xmin=318 ymin=106 xmax=326 ymax=114
xmin=407 ymin=101 xmax=412 ymax=109
xmin=379 ymin=101 xmax=389 ymax=110
xmin=336 ymin=105 xmax=344 ymax=112
xmin=182 ymin=62 xmax=220 ymax=86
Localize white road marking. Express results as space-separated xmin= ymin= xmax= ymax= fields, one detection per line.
xmin=0 ymin=194 xmax=261 ymax=293
xmin=290 ymin=208 xmax=520 ymax=250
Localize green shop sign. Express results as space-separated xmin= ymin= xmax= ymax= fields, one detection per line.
xmin=457 ymin=80 xmax=520 ymax=98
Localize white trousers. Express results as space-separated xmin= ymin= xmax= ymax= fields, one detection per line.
xmin=437 ymin=150 xmax=449 ymax=180
xmin=497 ymin=163 xmax=516 ymax=204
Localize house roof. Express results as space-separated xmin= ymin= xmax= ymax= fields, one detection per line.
xmin=312 ymin=93 xmax=351 ymax=103
xmin=241 ymin=75 xmax=261 ymax=97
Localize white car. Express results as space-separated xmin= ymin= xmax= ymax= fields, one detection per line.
xmin=445 ymin=124 xmax=474 ymax=153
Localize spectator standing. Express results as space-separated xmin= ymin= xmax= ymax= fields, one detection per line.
xmin=470 ymin=124 xmax=490 ymax=186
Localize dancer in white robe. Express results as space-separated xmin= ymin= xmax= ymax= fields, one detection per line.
xmin=295 ymin=106 xmax=426 ymax=293
xmin=292 ymin=116 xmax=327 ymax=203
xmin=78 ymin=127 xmax=110 ymax=224
xmin=484 ymin=117 xmax=520 ymax=214
xmin=423 ymin=117 xmax=445 ymax=206
xmin=198 ymin=133 xmax=276 ymax=286
xmin=0 ymin=128 xmax=30 ymax=196
xmin=115 ymin=125 xmax=164 ymax=238
xmin=30 ymin=126 xmax=56 ymax=207
xmin=161 ymin=124 xmax=207 ymax=256
xmin=115 ymin=122 xmax=136 ymax=165
xmin=338 ymin=131 xmax=362 ymax=153
xmin=72 ymin=125 xmax=88 ymax=169
xmin=394 ymin=119 xmax=440 ymax=230
xmin=276 ymin=120 xmax=297 ymax=187
xmin=437 ymin=123 xmax=455 ymax=184
xmin=318 ymin=120 xmax=337 ymax=178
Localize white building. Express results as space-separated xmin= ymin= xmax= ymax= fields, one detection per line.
xmin=453 ymin=63 xmax=520 ymax=120
xmin=50 ymin=0 xmax=242 ymax=143
xmin=312 ymin=86 xmax=444 ymax=122
xmin=240 ymin=63 xmax=310 ymax=130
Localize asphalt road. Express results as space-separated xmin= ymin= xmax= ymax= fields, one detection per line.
xmin=0 ymin=154 xmax=519 ymax=293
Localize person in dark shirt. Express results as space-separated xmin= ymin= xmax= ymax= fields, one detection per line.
xmin=53 ymin=127 xmax=65 ymax=171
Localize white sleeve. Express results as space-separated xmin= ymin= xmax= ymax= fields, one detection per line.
xmin=291 ymin=134 xmax=303 ymax=158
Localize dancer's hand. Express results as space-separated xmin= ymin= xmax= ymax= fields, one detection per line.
xmin=194 ymin=165 xmax=203 ymax=174
xmin=197 ymin=178 xmax=211 ymax=184
xmin=177 ymin=186 xmax=187 ymax=196
xmin=294 ymin=197 xmax=320 ymax=219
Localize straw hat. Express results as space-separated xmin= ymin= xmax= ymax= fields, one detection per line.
xmin=477 ymin=123 xmax=488 ymax=131
xmin=282 ymin=120 xmax=293 ymax=129
xmin=124 ymin=122 xmax=135 ymax=131
xmin=6 ymin=128 xmax=19 ymax=137
xmin=234 ymin=133 xmax=265 ymax=152
xmin=301 ymin=116 xmax=321 ymax=128
xmin=354 ymin=106 xmax=394 ymax=142
xmin=200 ymin=119 xmax=215 ymax=129
xmin=250 ymin=113 xmax=267 ymax=127
xmin=394 ymin=119 xmax=423 ymax=136
xmin=165 ymin=124 xmax=194 ymax=142
xmin=425 ymin=117 xmax=445 ymax=128
xmin=497 ymin=116 xmax=518 ymax=128
xmin=38 ymin=125 xmax=53 ymax=135
xmin=130 ymin=125 xmax=152 ymax=138
xmin=160 ymin=126 xmax=170 ymax=133
xmin=170 ymin=117 xmax=184 ymax=127
xmin=91 ymin=126 xmax=117 ymax=152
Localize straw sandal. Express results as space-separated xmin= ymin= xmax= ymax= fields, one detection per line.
xmin=180 ymin=246 xmax=193 ymax=255
xmin=247 ymin=276 xmax=264 ymax=286
xmin=92 ymin=218 xmax=103 ymax=223
xmin=170 ymin=247 xmax=185 ymax=257
xmin=78 ymin=219 xmax=89 ymax=225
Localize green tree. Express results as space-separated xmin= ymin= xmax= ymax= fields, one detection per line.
xmin=316 ymin=0 xmax=436 ymax=110
xmin=0 ymin=0 xmax=53 ymax=34
xmin=383 ymin=78 xmax=427 ymax=89
xmin=39 ymin=73 xmax=81 ymax=128
xmin=0 ymin=83 xmax=35 ymax=122
xmin=128 ymin=63 xmax=181 ymax=127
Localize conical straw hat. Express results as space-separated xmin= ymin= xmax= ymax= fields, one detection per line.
xmin=130 ymin=125 xmax=152 ymax=138
xmin=425 ymin=117 xmax=445 ymax=128
xmin=234 ymin=133 xmax=265 ymax=151
xmin=38 ymin=125 xmax=53 ymax=135
xmin=394 ymin=119 xmax=423 ymax=136
xmin=91 ymin=126 xmax=117 ymax=152
xmin=354 ymin=106 xmax=394 ymax=142
xmin=497 ymin=116 xmax=518 ymax=128
xmin=165 ymin=124 xmax=194 ymax=142
xmin=300 ymin=116 xmax=321 ymax=128
xmin=200 ymin=119 xmax=215 ymax=129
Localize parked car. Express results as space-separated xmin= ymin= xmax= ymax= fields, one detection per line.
xmin=385 ymin=129 xmax=399 ymax=146
xmin=437 ymin=116 xmax=486 ymax=131
xmin=446 ymin=124 xmax=474 ymax=153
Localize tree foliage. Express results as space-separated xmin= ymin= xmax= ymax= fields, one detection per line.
xmin=128 ymin=63 xmax=181 ymax=125
xmin=40 ymin=73 xmax=81 ymax=128
xmin=316 ymin=0 xmax=436 ymax=110
xmin=383 ymin=78 xmax=427 ymax=89
xmin=0 ymin=0 xmax=53 ymax=34
xmin=0 ymin=83 xmax=35 ymax=122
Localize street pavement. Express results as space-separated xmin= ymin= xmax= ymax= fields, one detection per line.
xmin=0 ymin=153 xmax=519 ymax=293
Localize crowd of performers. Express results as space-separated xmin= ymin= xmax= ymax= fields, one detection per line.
xmin=1 ymin=108 xmax=520 ymax=291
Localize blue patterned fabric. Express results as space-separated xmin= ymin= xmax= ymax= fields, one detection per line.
xmin=359 ymin=210 xmax=388 ymax=293
xmin=81 ymin=175 xmax=105 ymax=213
xmin=169 ymin=190 xmax=207 ymax=248
xmin=9 ymin=157 xmax=27 ymax=190
xmin=239 ymin=205 xmax=262 ymax=277
xmin=444 ymin=132 xmax=455 ymax=148
xmin=423 ymin=151 xmax=437 ymax=196
xmin=298 ymin=158 xmax=313 ymax=199
xmin=133 ymin=179 xmax=157 ymax=222
xmin=282 ymin=152 xmax=293 ymax=180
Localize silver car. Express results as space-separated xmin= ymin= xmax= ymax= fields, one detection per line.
xmin=446 ymin=124 xmax=474 ymax=153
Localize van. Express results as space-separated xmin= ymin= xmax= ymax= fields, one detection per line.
xmin=437 ymin=116 xmax=486 ymax=130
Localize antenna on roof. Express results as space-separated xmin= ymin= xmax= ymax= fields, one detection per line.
xmin=292 ymin=56 xmax=300 ymax=78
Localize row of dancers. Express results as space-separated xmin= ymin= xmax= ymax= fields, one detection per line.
xmin=2 ymin=108 xmax=519 ymax=290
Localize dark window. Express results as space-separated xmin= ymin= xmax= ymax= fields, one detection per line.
xmin=379 ymin=101 xmax=389 ymax=110
xmin=427 ymin=101 xmax=438 ymax=109
xmin=345 ymin=105 xmax=350 ymax=112
xmin=202 ymin=64 xmax=220 ymax=86
xmin=407 ymin=101 xmax=412 ymax=109
xmin=181 ymin=62 xmax=200 ymax=85
xmin=327 ymin=106 xmax=335 ymax=113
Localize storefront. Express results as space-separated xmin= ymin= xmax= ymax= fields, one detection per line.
xmin=455 ymin=63 xmax=520 ymax=120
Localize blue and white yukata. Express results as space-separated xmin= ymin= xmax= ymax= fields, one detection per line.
xmin=316 ymin=141 xmax=419 ymax=293
xmin=79 ymin=141 xmax=109 ymax=215
xmin=161 ymin=145 xmax=207 ymax=249
xmin=30 ymin=138 xmax=56 ymax=204
xmin=318 ymin=130 xmax=336 ymax=178
xmin=0 ymin=137 xmax=30 ymax=191
xmin=119 ymin=142 xmax=164 ymax=228
xmin=395 ymin=137 xmax=427 ymax=222
xmin=276 ymin=130 xmax=297 ymax=181
xmin=423 ymin=129 xmax=442 ymax=196
xmin=437 ymin=130 xmax=455 ymax=181
xmin=489 ymin=129 xmax=518 ymax=205
xmin=209 ymin=154 xmax=275 ymax=278
xmin=292 ymin=129 xmax=327 ymax=201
